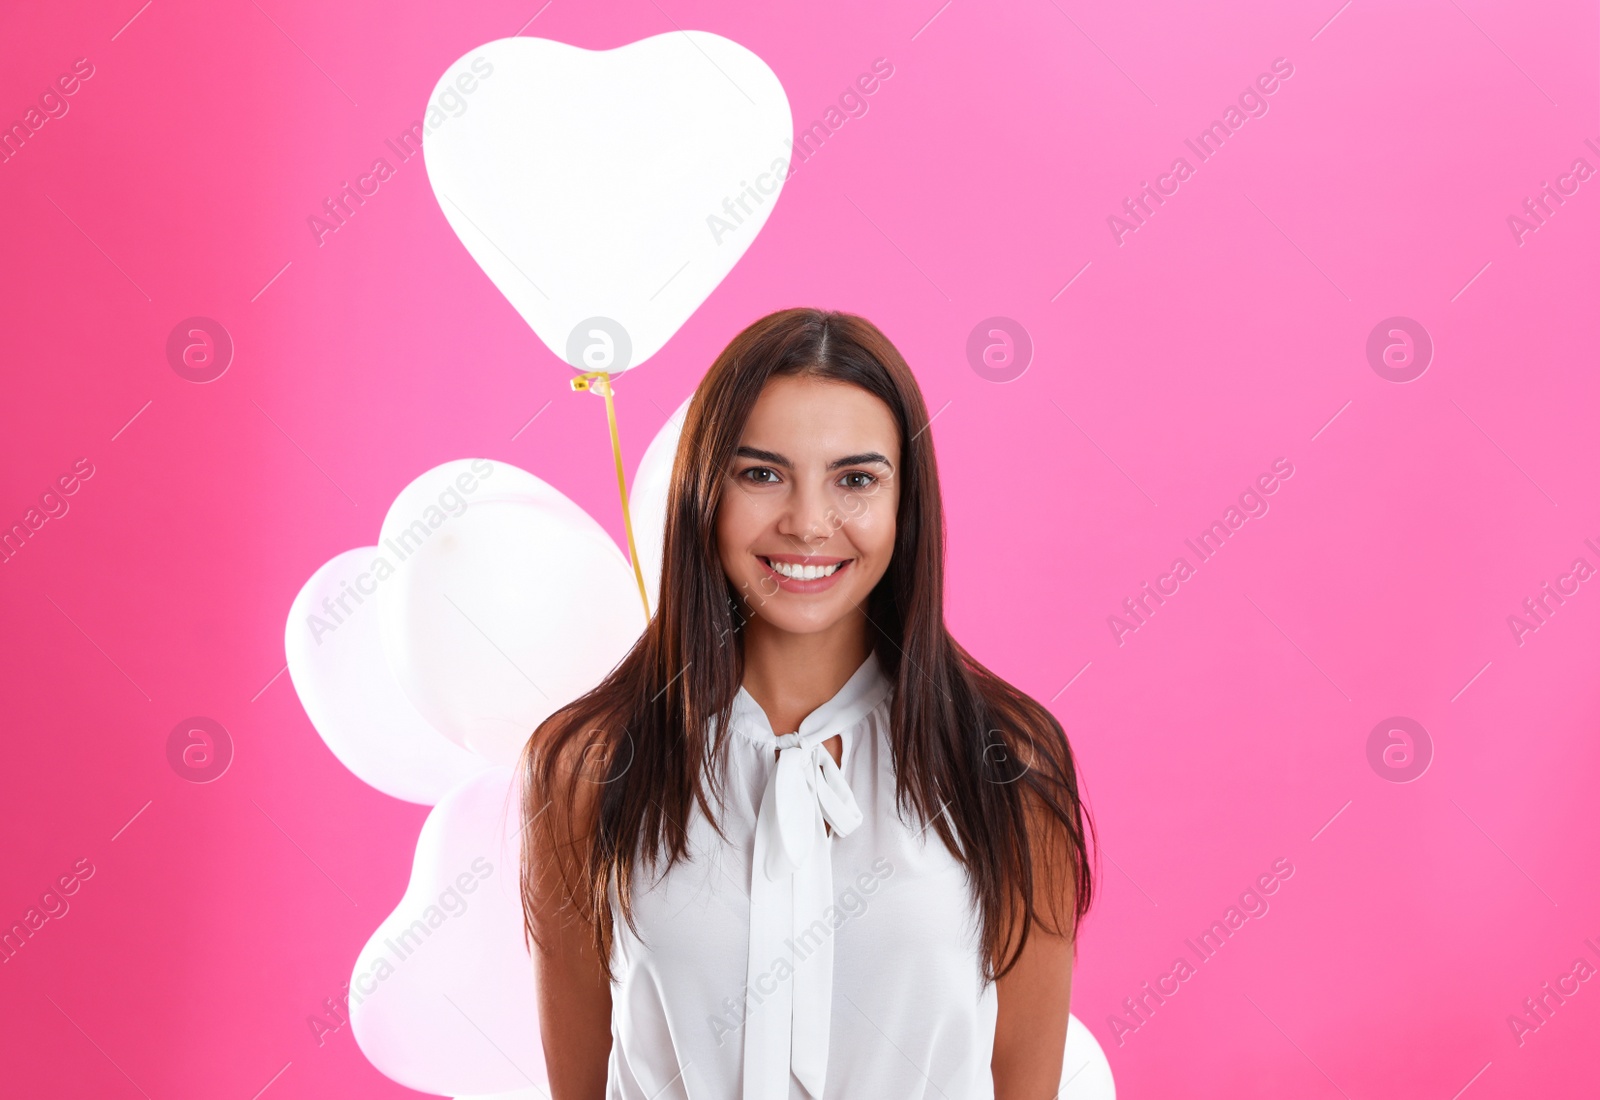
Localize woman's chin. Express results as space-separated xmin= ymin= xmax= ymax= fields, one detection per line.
xmin=743 ymin=600 xmax=858 ymax=638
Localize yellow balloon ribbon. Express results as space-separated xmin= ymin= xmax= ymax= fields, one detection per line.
xmin=570 ymin=370 xmax=652 ymax=620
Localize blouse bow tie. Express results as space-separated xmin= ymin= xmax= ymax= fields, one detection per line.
xmin=733 ymin=655 xmax=892 ymax=1100
xmin=759 ymin=729 xmax=864 ymax=879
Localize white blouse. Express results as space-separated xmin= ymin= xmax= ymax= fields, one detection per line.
xmin=606 ymin=650 xmax=999 ymax=1099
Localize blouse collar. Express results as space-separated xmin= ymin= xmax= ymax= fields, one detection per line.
xmin=728 ymin=650 xmax=893 ymax=751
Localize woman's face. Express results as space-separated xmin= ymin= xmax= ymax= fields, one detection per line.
xmin=716 ymin=373 xmax=901 ymax=638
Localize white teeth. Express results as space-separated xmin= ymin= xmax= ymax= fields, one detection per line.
xmin=767 ymin=559 xmax=844 ymax=580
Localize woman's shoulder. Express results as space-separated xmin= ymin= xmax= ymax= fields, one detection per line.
xmin=521 ymin=706 xmax=626 ymax=913
xmin=524 ymin=706 xmax=625 ymax=840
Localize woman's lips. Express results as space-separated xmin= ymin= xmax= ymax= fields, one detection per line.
xmin=757 ymin=555 xmax=853 ymax=593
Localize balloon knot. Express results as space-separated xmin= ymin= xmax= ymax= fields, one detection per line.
xmin=570 ymin=370 xmax=612 ymax=396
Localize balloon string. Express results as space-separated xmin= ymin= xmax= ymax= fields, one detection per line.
xmin=570 ymin=370 xmax=652 ymax=620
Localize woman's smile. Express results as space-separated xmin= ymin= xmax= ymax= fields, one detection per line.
xmin=758 ymin=553 xmax=854 ymax=591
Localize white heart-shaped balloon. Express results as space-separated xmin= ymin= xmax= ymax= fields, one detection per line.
xmin=423 ymin=34 xmax=793 ymax=373
xmin=350 ymin=767 xmax=547 ymax=1095
xmin=375 ymin=459 xmax=646 ymax=766
xmin=285 ymin=547 xmax=491 ymax=804
xmin=1063 ymin=1013 xmax=1116 ymax=1098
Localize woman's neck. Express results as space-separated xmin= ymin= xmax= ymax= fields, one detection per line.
xmin=738 ymin=610 xmax=871 ymax=736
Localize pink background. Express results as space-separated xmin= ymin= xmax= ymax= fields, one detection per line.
xmin=3 ymin=0 xmax=1597 ymax=1096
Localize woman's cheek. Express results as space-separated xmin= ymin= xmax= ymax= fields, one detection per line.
xmin=857 ymin=500 xmax=897 ymax=555
xmin=717 ymin=489 xmax=764 ymax=547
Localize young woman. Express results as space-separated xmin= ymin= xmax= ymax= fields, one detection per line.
xmin=520 ymin=308 xmax=1095 ymax=1099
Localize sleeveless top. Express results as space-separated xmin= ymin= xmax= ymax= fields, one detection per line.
xmin=605 ymin=650 xmax=999 ymax=1100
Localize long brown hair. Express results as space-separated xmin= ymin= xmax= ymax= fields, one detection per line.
xmin=520 ymin=307 xmax=1094 ymax=983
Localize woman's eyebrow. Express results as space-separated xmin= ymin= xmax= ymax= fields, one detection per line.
xmin=734 ymin=446 xmax=789 ymax=466
xmin=734 ymin=446 xmax=894 ymax=471
xmin=827 ymin=451 xmax=893 ymax=471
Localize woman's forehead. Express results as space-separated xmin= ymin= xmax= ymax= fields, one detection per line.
xmin=740 ymin=376 xmax=899 ymax=455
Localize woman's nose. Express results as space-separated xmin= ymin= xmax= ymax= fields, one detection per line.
xmin=776 ymin=478 xmax=837 ymax=545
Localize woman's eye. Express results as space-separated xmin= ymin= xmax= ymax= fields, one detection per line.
xmin=841 ymin=472 xmax=876 ymax=490
xmin=740 ymin=467 xmax=778 ymax=484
